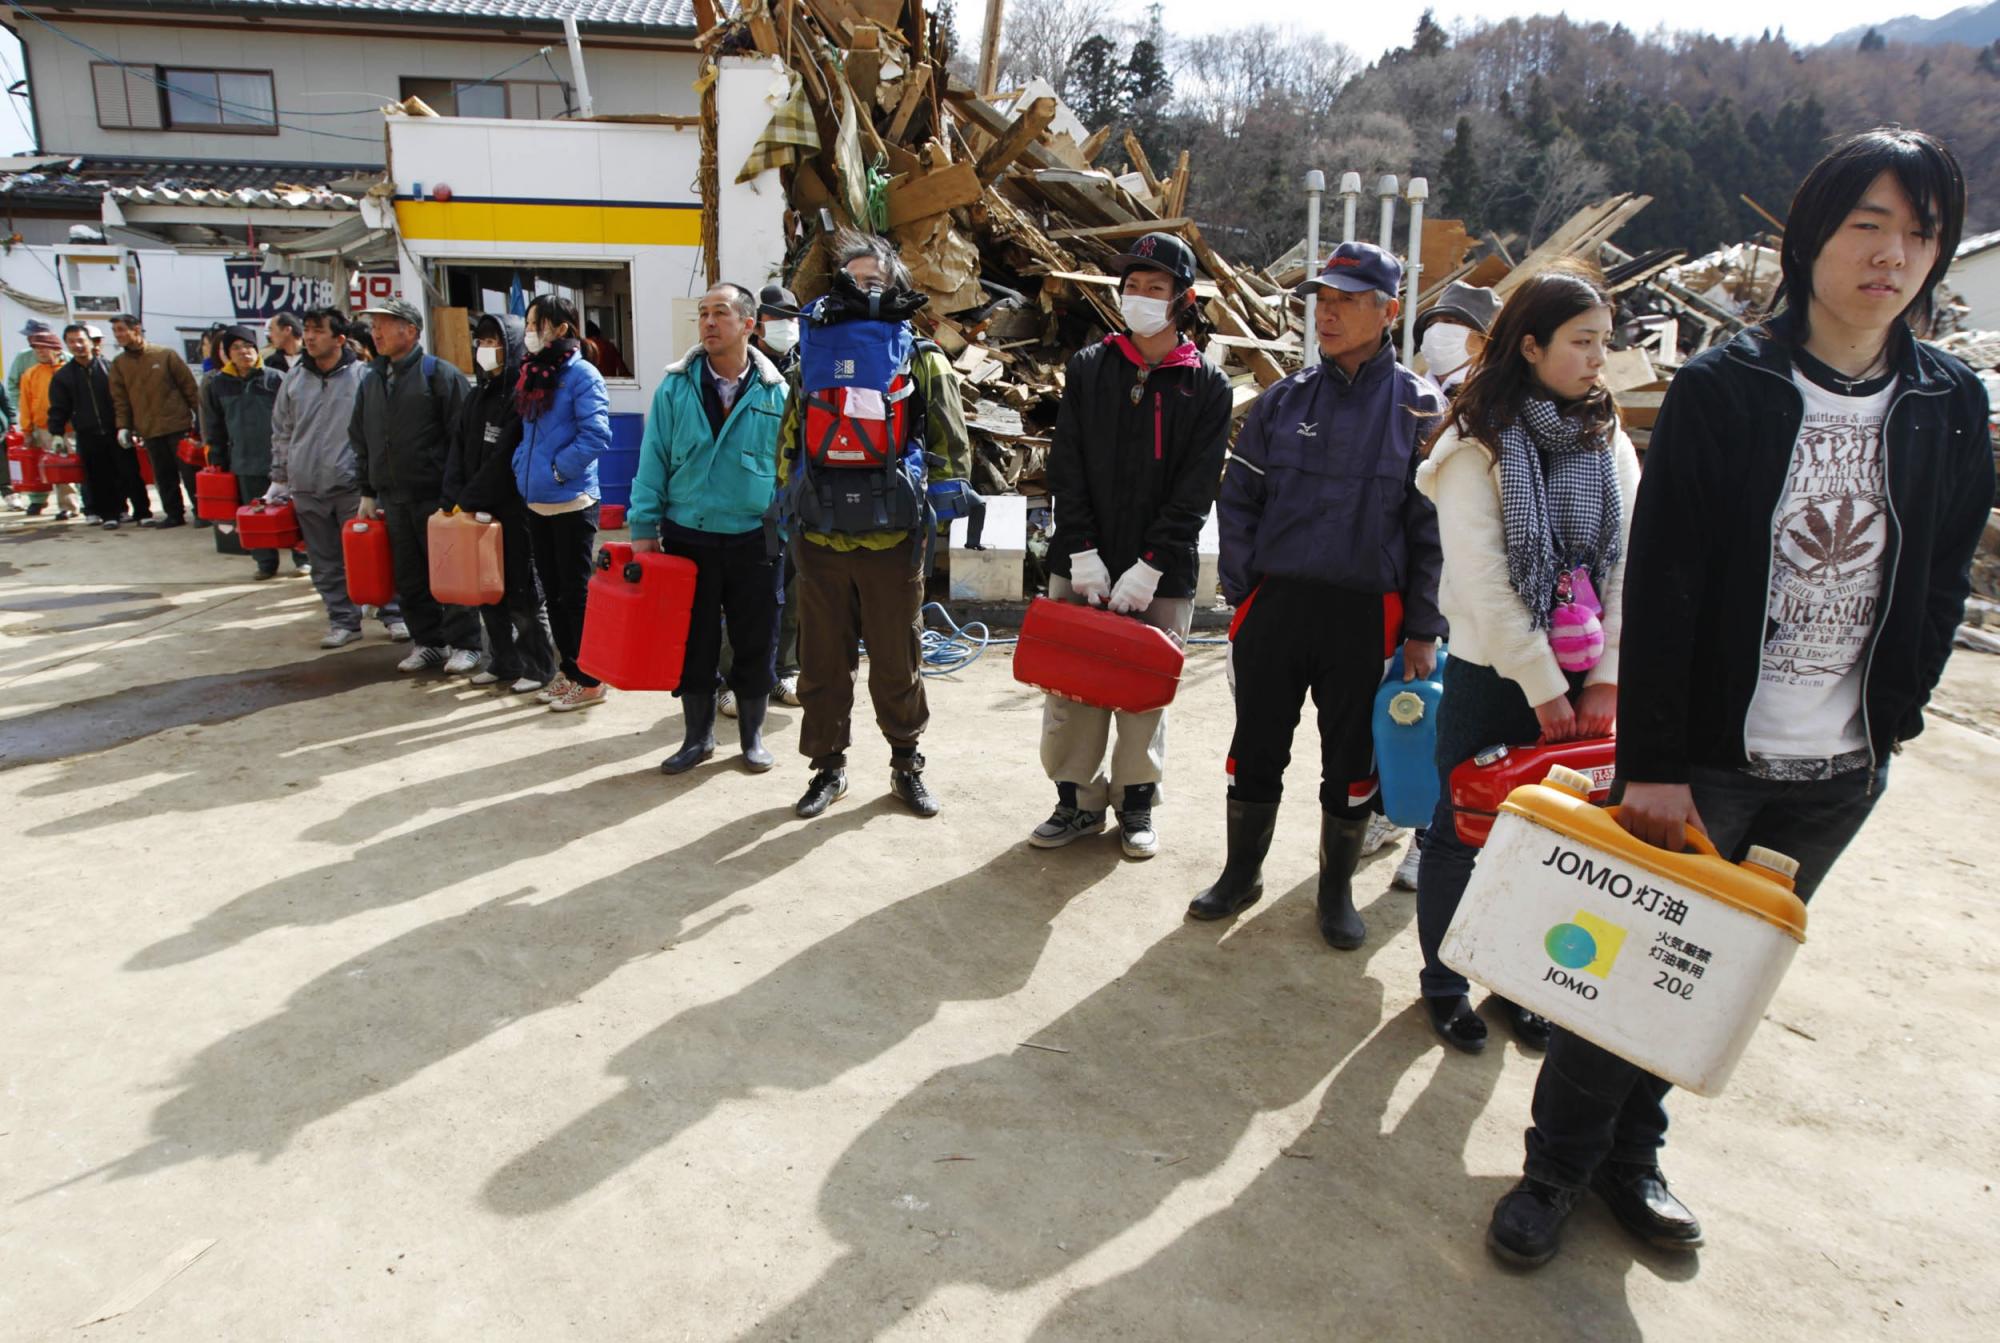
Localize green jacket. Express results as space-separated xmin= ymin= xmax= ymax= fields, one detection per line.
xmin=628 ymin=345 xmax=789 ymax=540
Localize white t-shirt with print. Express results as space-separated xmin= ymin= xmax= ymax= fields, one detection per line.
xmin=1742 ymin=369 xmax=1895 ymax=772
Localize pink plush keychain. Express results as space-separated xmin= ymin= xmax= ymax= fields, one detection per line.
xmin=1550 ymin=567 xmax=1604 ymax=672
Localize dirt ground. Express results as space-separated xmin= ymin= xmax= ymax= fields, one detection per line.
xmin=2 ymin=513 xmax=1996 ymax=1341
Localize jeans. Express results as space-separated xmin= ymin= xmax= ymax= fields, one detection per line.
xmin=1522 ymin=763 xmax=1886 ymax=1189
xmin=1417 ymin=657 xmax=1576 ymax=999
xmin=525 ymin=504 xmax=600 ymax=687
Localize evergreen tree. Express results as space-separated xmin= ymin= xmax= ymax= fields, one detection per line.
xmin=1412 ymin=9 xmax=1449 ymax=59
xmin=1066 ymin=35 xmax=1130 ymax=132
xmin=1440 ymin=116 xmax=1479 ymax=225
xmin=1523 ymin=75 xmax=1561 ymax=147
xmin=1859 ymin=27 xmax=1887 ymax=52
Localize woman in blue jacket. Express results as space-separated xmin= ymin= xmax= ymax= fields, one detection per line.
xmin=513 ymin=294 xmax=612 ymax=713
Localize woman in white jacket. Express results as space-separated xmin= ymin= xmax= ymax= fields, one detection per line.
xmin=1411 ymin=268 xmax=1641 ymax=1053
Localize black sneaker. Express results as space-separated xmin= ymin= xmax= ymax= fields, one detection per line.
xmin=795 ymin=768 xmax=848 ymax=819
xmin=25 ymin=502 xmax=45 ymax=517
xmin=191 ymin=517 xmax=213 ymax=528
xmin=889 ymin=755 xmax=940 ymax=817
xmin=1590 ymin=1162 xmax=1704 ymax=1251
xmin=1030 ymin=803 xmax=1106 ymax=848
xmin=1487 ymin=1178 xmax=1583 ymax=1268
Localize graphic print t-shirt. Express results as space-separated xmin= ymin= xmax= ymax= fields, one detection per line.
xmin=1742 ymin=355 xmax=1896 ymax=776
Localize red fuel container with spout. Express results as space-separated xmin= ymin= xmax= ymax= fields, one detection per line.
xmin=8 ymin=430 xmax=46 ymax=492
xmin=176 ymin=436 xmax=208 ymax=468
xmin=577 ymin=542 xmax=698 ymax=691
xmin=195 ymin=467 xmax=240 ymax=522
xmin=1449 ymin=737 xmax=1618 ymax=847
xmin=236 ymin=499 xmax=302 ymax=550
xmin=40 ymin=448 xmax=84 ymax=485
xmin=1012 ymin=596 xmax=1185 ymax=714
xmin=342 ymin=517 xmax=395 ymax=606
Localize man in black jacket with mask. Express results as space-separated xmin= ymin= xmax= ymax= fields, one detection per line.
xmin=1031 ymin=232 xmax=1230 ymax=859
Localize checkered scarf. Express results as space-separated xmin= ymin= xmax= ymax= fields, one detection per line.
xmin=1496 ymin=398 xmax=1621 ymax=631
xmin=736 ymin=76 xmax=820 ymax=183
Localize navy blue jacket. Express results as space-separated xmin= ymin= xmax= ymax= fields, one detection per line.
xmin=1218 ymin=339 xmax=1446 ymax=637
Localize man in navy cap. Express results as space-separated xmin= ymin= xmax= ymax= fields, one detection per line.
xmin=1191 ymin=240 xmax=1446 ymax=948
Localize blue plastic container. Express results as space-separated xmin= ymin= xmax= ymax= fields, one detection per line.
xmin=1374 ymin=644 xmax=1448 ymax=827
xmin=597 ymin=412 xmax=645 ymax=507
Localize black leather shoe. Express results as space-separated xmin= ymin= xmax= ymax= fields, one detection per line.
xmin=1591 ymin=1162 xmax=1704 ymax=1251
xmin=890 ymin=755 xmax=940 ymax=817
xmin=1188 ymin=799 xmax=1280 ymax=920
xmin=1495 ymin=997 xmax=1553 ymax=1051
xmin=1316 ymin=810 xmax=1369 ymax=949
xmin=796 ymin=768 xmax=848 ymax=819
xmin=1426 ymin=995 xmax=1488 ymax=1054
xmin=660 ymin=694 xmax=717 ymax=775
xmin=1487 ymin=1178 xmax=1583 ymax=1268
xmin=141 ymin=517 xmax=185 ymax=529
xmin=736 ymin=694 xmax=774 ymax=773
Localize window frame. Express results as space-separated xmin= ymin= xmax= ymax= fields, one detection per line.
xmin=398 ymin=75 xmax=573 ymax=120
xmin=90 ymin=61 xmax=165 ymax=132
xmin=157 ymin=66 xmax=280 ymax=135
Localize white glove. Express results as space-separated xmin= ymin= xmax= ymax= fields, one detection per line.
xmin=356 ymin=495 xmax=379 ymax=520
xmin=264 ymin=482 xmax=292 ymax=506
xmin=1068 ymin=548 xmax=1111 ymax=606
xmin=63 ymin=434 xmax=78 ymax=455
xmin=1108 ymin=560 xmax=1163 ymax=615
xmin=117 ymin=428 xmax=131 ymax=449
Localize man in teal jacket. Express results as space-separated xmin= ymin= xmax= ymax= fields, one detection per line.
xmin=629 ymin=283 xmax=790 ymax=775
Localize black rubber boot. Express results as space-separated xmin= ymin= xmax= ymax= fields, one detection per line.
xmin=1187 ymin=799 xmax=1280 ymax=920
xmin=737 ymin=694 xmax=774 ymax=772
xmin=1317 ymin=810 xmax=1370 ymax=949
xmin=660 ymin=694 xmax=717 ymax=775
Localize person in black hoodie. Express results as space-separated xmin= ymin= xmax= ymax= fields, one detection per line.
xmin=1031 ymin=233 xmax=1231 ymax=860
xmin=1488 ymin=128 xmax=1994 ymax=1270
xmin=48 ymin=321 xmax=147 ymax=528
xmin=204 ymin=326 xmax=304 ymax=578
xmin=445 ymin=313 xmax=559 ymax=692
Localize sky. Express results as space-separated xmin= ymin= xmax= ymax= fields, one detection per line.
xmin=0 ymin=2 xmax=1977 ymax=158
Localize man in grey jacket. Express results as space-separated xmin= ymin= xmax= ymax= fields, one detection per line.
xmin=270 ymin=307 xmax=406 ymax=649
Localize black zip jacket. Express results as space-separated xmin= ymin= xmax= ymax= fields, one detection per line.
xmin=1619 ymin=311 xmax=1994 ymax=785
xmin=444 ymin=315 xmax=530 ymax=516
xmin=349 ymin=345 xmax=468 ymax=502
xmin=46 ymin=357 xmax=116 ymax=437
xmin=1046 ymin=337 xmax=1231 ymax=598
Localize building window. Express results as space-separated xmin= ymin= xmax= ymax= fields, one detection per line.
xmin=400 ymin=77 xmax=572 ymax=120
xmin=90 ymin=62 xmax=164 ymax=130
xmin=160 ymin=68 xmax=278 ymax=132
xmin=436 ymin=261 xmax=635 ymax=381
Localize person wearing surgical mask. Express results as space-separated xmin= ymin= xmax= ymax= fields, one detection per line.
xmin=1032 ymin=230 xmax=1231 ymax=861
xmin=444 ymin=312 xmax=559 ymax=693
xmin=1414 ymin=281 xmax=1500 ymax=399
xmin=752 ymin=283 xmax=803 ymax=375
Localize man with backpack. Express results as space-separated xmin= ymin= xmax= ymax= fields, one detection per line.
xmin=349 ymin=298 xmax=480 ymax=674
xmin=775 ymin=230 xmax=970 ymax=820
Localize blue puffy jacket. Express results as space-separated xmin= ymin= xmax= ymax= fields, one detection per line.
xmin=1219 ymin=338 xmax=1446 ymax=638
xmin=512 ymin=350 xmax=610 ymax=506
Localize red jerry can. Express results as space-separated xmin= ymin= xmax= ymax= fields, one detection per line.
xmin=427 ymin=510 xmax=505 ymax=606
xmin=8 ymin=433 xmax=47 ymax=492
xmin=176 ymin=436 xmax=208 ymax=468
xmin=1012 ymin=596 xmax=1185 ymax=714
xmin=236 ymin=500 xmax=302 ymax=550
xmin=599 ymin=503 xmax=627 ymax=531
xmin=195 ymin=467 xmax=240 ymax=522
xmin=41 ymin=448 xmax=84 ymax=485
xmin=342 ymin=517 xmax=396 ymax=606
xmin=1448 ymin=737 xmax=1618 ymax=847
xmin=577 ymin=542 xmax=698 ymax=691
xmin=132 ymin=440 xmax=155 ymax=485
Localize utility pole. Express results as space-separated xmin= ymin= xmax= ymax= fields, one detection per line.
xmin=978 ymin=0 xmax=1005 ymax=98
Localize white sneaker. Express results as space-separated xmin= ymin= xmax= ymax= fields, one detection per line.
xmin=1362 ymin=812 xmax=1402 ymax=857
xmin=550 ymin=680 xmax=608 ymax=713
xmin=384 ymin=620 xmax=412 ymax=643
xmin=469 ymin=670 xmax=502 ymax=686
xmin=536 ymin=672 xmax=574 ymax=704
xmin=397 ymin=645 xmax=449 ymax=673
xmin=776 ymin=674 xmax=801 ymax=706
xmin=510 ymin=676 xmax=547 ymax=694
xmin=718 ymin=686 xmax=737 ymax=718
xmin=1393 ymin=843 xmax=1423 ymax=890
xmin=320 ymin=626 xmax=363 ymax=649
xmin=443 ymin=647 xmax=480 ymax=675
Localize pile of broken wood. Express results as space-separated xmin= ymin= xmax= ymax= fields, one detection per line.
xmin=695 ymin=0 xmax=1301 ymax=499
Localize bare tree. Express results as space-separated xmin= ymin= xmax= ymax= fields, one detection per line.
xmin=1527 ymin=132 xmax=1609 ymax=245
xmin=999 ymin=0 xmax=1127 ymax=99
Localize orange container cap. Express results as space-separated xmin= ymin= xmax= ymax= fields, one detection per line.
xmin=1501 ymin=775 xmax=1808 ymax=942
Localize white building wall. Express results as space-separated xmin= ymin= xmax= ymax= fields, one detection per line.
xmin=18 ymin=20 xmax=700 ymax=166
xmin=0 ymin=244 xmax=230 ymax=370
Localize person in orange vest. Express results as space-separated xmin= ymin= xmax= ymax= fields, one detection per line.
xmin=18 ymin=328 xmax=79 ymax=519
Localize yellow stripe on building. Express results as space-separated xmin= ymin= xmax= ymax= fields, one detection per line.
xmin=395 ymin=200 xmax=702 ymax=247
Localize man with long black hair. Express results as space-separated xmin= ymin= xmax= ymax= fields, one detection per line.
xmin=1488 ymin=127 xmax=1994 ymax=1268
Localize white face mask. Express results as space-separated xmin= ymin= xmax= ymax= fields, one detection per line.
xmin=522 ymin=328 xmax=546 ymax=355
xmin=1120 ymin=293 xmax=1174 ymax=339
xmin=1420 ymin=323 xmax=1473 ymax=379
xmin=475 ymin=346 xmax=502 ymax=373
xmin=762 ymin=318 xmax=799 ymax=354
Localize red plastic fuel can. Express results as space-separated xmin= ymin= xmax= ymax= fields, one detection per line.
xmin=8 ymin=433 xmax=46 ymax=492
xmin=40 ymin=448 xmax=84 ymax=485
xmin=176 ymin=436 xmax=208 ymax=468
xmin=342 ymin=517 xmax=395 ymax=606
xmin=428 ymin=510 xmax=505 ymax=606
xmin=1012 ymin=596 xmax=1185 ymax=714
xmin=577 ymin=542 xmax=698 ymax=691
xmin=236 ymin=500 xmax=302 ymax=550
xmin=1449 ymin=737 xmax=1618 ymax=847
xmin=195 ymin=467 xmax=239 ymax=522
